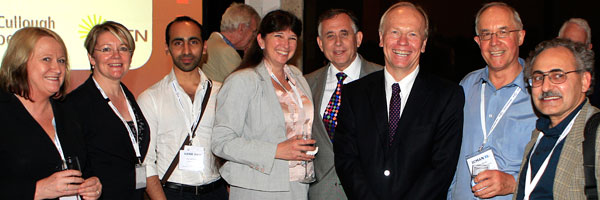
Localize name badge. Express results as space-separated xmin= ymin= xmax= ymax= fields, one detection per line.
xmin=466 ymin=148 xmax=499 ymax=186
xmin=179 ymin=146 xmax=205 ymax=172
xmin=466 ymin=148 xmax=499 ymax=173
xmin=135 ymin=163 xmax=146 ymax=189
xmin=59 ymin=195 xmax=79 ymax=200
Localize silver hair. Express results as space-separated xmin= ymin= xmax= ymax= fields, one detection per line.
xmin=525 ymin=38 xmax=595 ymax=94
xmin=558 ymin=18 xmax=592 ymax=45
xmin=474 ymin=2 xmax=523 ymax=35
xmin=220 ymin=3 xmax=260 ymax=32
xmin=317 ymin=13 xmax=359 ymax=38
xmin=378 ymin=2 xmax=429 ymax=38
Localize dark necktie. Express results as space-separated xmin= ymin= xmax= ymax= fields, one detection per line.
xmin=323 ymin=72 xmax=347 ymax=141
xmin=389 ymin=83 xmax=401 ymax=145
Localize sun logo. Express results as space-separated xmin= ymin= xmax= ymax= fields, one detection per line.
xmin=79 ymin=14 xmax=106 ymax=39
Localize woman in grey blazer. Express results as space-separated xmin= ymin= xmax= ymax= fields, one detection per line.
xmin=212 ymin=10 xmax=317 ymax=200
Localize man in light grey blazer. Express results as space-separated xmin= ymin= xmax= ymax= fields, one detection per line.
xmin=514 ymin=38 xmax=600 ymax=199
xmin=304 ymin=9 xmax=382 ymax=200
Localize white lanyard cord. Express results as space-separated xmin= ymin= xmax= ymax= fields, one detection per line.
xmin=171 ymin=81 xmax=208 ymax=141
xmin=479 ymin=82 xmax=521 ymax=151
xmin=93 ymin=78 xmax=142 ymax=161
xmin=523 ymin=111 xmax=579 ymax=200
xmin=52 ymin=118 xmax=66 ymax=162
xmin=267 ymin=65 xmax=303 ymax=109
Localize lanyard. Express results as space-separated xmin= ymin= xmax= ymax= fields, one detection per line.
xmin=523 ymin=112 xmax=579 ymax=200
xmin=267 ymin=64 xmax=303 ymax=109
xmin=52 ymin=118 xmax=66 ymax=161
xmin=93 ymin=78 xmax=142 ymax=162
xmin=171 ymin=80 xmax=210 ymax=144
xmin=479 ymin=82 xmax=521 ymax=151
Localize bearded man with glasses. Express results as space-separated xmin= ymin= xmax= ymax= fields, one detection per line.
xmin=448 ymin=2 xmax=538 ymax=200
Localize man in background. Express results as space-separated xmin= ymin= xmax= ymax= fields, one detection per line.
xmin=203 ymin=2 xmax=260 ymax=82
xmin=558 ymin=18 xmax=592 ymax=50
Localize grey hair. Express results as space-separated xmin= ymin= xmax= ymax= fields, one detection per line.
xmin=317 ymin=9 xmax=359 ymax=37
xmin=474 ymin=2 xmax=523 ymax=35
xmin=558 ymin=18 xmax=592 ymax=45
xmin=525 ymin=38 xmax=595 ymax=94
xmin=378 ymin=2 xmax=429 ymax=38
xmin=220 ymin=2 xmax=260 ymax=32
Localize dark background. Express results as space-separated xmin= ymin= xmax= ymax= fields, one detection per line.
xmin=204 ymin=0 xmax=598 ymax=84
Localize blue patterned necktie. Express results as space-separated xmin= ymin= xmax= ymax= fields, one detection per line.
xmin=323 ymin=72 xmax=347 ymax=141
xmin=389 ymin=83 xmax=401 ymax=145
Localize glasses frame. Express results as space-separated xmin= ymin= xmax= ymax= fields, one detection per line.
xmin=93 ymin=46 xmax=132 ymax=55
xmin=477 ymin=29 xmax=521 ymax=41
xmin=528 ymin=69 xmax=582 ymax=87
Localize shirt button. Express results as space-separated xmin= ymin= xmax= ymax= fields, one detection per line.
xmin=488 ymin=114 xmax=493 ymax=118
xmin=384 ymin=170 xmax=390 ymax=176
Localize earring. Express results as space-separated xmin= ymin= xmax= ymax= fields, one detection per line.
xmin=260 ymin=46 xmax=264 ymax=50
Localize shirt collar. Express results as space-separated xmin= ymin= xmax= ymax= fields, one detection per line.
xmin=384 ymin=65 xmax=420 ymax=94
xmin=328 ymin=54 xmax=361 ymax=81
xmin=477 ymin=58 xmax=528 ymax=91
xmin=218 ymin=32 xmax=235 ymax=49
xmin=168 ymin=68 xmax=211 ymax=91
xmin=536 ymin=99 xmax=587 ymax=137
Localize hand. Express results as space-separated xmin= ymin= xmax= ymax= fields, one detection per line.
xmin=275 ymin=135 xmax=316 ymax=161
xmin=78 ymin=176 xmax=102 ymax=200
xmin=472 ymin=170 xmax=516 ymax=198
xmin=34 ymin=170 xmax=84 ymax=200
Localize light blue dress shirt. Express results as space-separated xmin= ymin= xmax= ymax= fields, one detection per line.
xmin=447 ymin=59 xmax=537 ymax=200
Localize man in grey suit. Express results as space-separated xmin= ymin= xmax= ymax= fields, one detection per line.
xmin=304 ymin=8 xmax=382 ymax=200
xmin=514 ymin=38 xmax=599 ymax=199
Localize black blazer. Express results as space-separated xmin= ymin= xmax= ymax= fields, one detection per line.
xmin=0 ymin=90 xmax=85 ymax=200
xmin=334 ymin=70 xmax=464 ymax=200
xmin=64 ymin=76 xmax=150 ymax=200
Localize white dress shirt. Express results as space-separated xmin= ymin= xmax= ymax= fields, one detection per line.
xmin=384 ymin=65 xmax=419 ymax=118
xmin=138 ymin=68 xmax=222 ymax=185
xmin=319 ymin=55 xmax=362 ymax=116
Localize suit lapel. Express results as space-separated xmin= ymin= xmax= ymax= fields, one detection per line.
xmin=553 ymin=102 xmax=590 ymax=198
xmin=313 ymin=67 xmax=328 ymax=114
xmin=366 ymin=72 xmax=390 ymax=150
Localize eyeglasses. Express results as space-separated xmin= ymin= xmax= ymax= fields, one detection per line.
xmin=528 ymin=69 xmax=581 ymax=87
xmin=477 ymin=30 xmax=520 ymax=41
xmin=94 ymin=46 xmax=132 ymax=55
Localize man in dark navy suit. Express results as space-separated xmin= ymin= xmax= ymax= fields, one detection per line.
xmin=333 ymin=2 xmax=464 ymax=199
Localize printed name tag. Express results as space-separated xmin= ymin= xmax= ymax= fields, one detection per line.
xmin=466 ymin=148 xmax=499 ymax=175
xmin=135 ymin=163 xmax=146 ymax=189
xmin=179 ymin=146 xmax=205 ymax=172
xmin=59 ymin=195 xmax=79 ymax=200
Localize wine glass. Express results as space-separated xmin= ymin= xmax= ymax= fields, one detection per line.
xmin=62 ymin=156 xmax=82 ymax=200
xmin=298 ymin=130 xmax=316 ymax=183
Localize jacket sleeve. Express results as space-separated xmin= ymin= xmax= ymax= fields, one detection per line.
xmin=211 ymin=72 xmax=278 ymax=174
xmin=408 ymin=85 xmax=465 ymax=199
xmin=334 ymin=86 xmax=378 ymax=200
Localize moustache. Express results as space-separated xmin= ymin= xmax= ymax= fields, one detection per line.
xmin=538 ymin=91 xmax=562 ymax=100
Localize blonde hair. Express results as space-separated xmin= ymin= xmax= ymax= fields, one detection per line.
xmin=378 ymin=2 xmax=429 ymax=38
xmin=0 ymin=27 xmax=70 ymax=100
xmin=84 ymin=21 xmax=135 ymax=70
